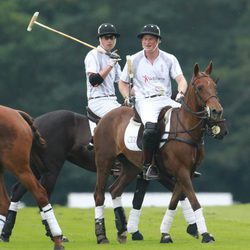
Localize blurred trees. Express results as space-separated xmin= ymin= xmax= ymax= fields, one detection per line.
xmin=0 ymin=0 xmax=249 ymax=204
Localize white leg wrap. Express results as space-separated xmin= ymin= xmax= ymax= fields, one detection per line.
xmin=194 ymin=208 xmax=208 ymax=234
xmin=40 ymin=211 xmax=46 ymax=220
xmin=112 ymin=196 xmax=122 ymax=209
xmin=180 ymin=198 xmax=196 ymax=224
xmin=42 ymin=204 xmax=62 ymax=237
xmin=9 ymin=201 xmax=20 ymax=212
xmin=160 ymin=209 xmax=177 ymax=234
xmin=95 ymin=205 xmax=105 ymax=220
xmin=0 ymin=215 xmax=6 ymax=235
xmin=127 ymin=208 xmax=141 ymax=233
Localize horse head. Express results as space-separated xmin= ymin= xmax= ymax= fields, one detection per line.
xmin=191 ymin=61 xmax=223 ymax=121
xmin=183 ymin=62 xmax=228 ymax=139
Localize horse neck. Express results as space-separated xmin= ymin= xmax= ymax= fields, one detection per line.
xmin=179 ymin=91 xmax=205 ymax=141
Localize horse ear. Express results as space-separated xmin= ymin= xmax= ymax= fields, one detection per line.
xmin=194 ymin=63 xmax=199 ymax=76
xmin=205 ymin=61 xmax=213 ymax=75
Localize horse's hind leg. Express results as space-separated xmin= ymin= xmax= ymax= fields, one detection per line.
xmin=127 ymin=177 xmax=149 ymax=240
xmin=0 ymin=182 xmax=27 ymax=242
xmin=10 ymin=162 xmax=64 ymax=249
xmin=93 ymin=158 xmax=111 ymax=244
xmin=0 ymin=175 xmax=10 ymax=236
xmin=109 ymin=159 xmax=140 ymax=244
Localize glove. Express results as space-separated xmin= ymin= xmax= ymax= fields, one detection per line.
xmin=96 ymin=45 xmax=106 ymax=54
xmin=108 ymin=58 xmax=120 ymax=67
xmin=124 ymin=96 xmax=135 ymax=107
xmin=175 ymin=92 xmax=185 ymax=103
xmin=109 ymin=51 xmax=121 ymax=60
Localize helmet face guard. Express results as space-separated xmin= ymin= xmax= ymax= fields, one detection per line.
xmin=97 ymin=23 xmax=120 ymax=38
xmin=137 ymin=24 xmax=161 ymax=39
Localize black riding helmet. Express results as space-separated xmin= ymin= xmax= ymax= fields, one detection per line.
xmin=97 ymin=23 xmax=120 ymax=38
xmin=137 ymin=24 xmax=161 ymax=39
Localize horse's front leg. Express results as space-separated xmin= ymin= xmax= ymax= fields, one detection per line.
xmin=179 ymin=171 xmax=215 ymax=243
xmin=160 ymin=182 xmax=183 ymax=243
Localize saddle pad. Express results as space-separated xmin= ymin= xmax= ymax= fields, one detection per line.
xmin=124 ymin=108 xmax=173 ymax=151
xmin=124 ymin=118 xmax=141 ymax=151
xmin=159 ymin=108 xmax=173 ymax=148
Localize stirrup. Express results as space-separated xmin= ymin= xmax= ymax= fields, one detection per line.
xmin=143 ymin=164 xmax=160 ymax=181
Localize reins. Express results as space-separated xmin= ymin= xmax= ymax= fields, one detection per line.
xmin=161 ymin=74 xmax=218 ymax=148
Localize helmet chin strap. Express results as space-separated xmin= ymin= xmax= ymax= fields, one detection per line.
xmin=143 ymin=38 xmax=160 ymax=53
xmin=99 ymin=37 xmax=116 ymax=52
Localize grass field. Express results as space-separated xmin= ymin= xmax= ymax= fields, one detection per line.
xmin=0 ymin=204 xmax=250 ymax=250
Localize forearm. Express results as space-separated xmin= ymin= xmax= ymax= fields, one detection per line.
xmin=176 ymin=74 xmax=188 ymax=94
xmin=118 ymin=80 xmax=130 ymax=98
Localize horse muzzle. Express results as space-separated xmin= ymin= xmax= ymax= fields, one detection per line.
xmin=206 ymin=105 xmax=223 ymax=120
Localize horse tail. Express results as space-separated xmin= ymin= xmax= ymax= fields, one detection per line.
xmin=18 ymin=110 xmax=48 ymax=172
xmin=18 ymin=110 xmax=46 ymax=148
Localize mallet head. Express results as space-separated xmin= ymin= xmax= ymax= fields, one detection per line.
xmin=27 ymin=12 xmax=39 ymax=32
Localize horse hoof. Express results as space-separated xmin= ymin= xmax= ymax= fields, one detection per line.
xmin=98 ymin=238 xmax=110 ymax=244
xmin=160 ymin=233 xmax=173 ymax=243
xmin=97 ymin=235 xmax=110 ymax=244
xmin=187 ymin=223 xmax=199 ymax=239
xmin=117 ymin=231 xmax=127 ymax=244
xmin=201 ymin=232 xmax=215 ymax=243
xmin=0 ymin=236 xmax=10 ymax=242
xmin=132 ymin=231 xmax=144 ymax=240
xmin=62 ymin=236 xmax=69 ymax=242
xmin=54 ymin=245 xmax=65 ymax=250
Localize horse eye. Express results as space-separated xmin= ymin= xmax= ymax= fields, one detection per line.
xmin=197 ymin=85 xmax=203 ymax=91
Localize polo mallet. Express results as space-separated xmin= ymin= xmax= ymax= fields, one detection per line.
xmin=27 ymin=12 xmax=96 ymax=49
xmin=126 ymin=55 xmax=135 ymax=107
xmin=27 ymin=12 xmax=119 ymax=58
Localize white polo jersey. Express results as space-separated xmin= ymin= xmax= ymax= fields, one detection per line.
xmin=84 ymin=48 xmax=121 ymax=99
xmin=120 ymin=49 xmax=183 ymax=99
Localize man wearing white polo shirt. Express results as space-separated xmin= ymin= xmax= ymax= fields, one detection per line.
xmin=119 ymin=24 xmax=187 ymax=180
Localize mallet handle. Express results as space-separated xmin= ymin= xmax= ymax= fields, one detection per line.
xmin=34 ymin=21 xmax=96 ymax=49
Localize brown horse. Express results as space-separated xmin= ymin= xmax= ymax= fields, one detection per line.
xmin=93 ymin=62 xmax=226 ymax=244
xmin=0 ymin=106 xmax=64 ymax=250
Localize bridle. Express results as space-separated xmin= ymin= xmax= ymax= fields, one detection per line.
xmin=161 ymin=73 xmax=223 ymax=148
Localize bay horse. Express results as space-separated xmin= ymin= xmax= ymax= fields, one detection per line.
xmin=0 ymin=106 xmax=64 ymax=250
xmin=93 ymin=62 xmax=227 ymax=244
xmin=0 ymin=109 xmax=212 ymax=242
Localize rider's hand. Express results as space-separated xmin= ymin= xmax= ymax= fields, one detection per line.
xmin=108 ymin=57 xmax=120 ymax=67
xmin=175 ymin=91 xmax=184 ymax=103
xmin=109 ymin=51 xmax=121 ymax=60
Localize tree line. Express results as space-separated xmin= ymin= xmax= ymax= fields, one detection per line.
xmin=0 ymin=0 xmax=249 ymax=204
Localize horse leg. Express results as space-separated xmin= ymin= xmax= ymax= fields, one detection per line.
xmin=159 ymin=176 xmax=198 ymax=239
xmin=93 ymin=158 xmax=111 ymax=244
xmin=39 ymin=169 xmax=69 ymax=243
xmin=109 ymin=158 xmax=140 ymax=244
xmin=160 ymin=183 xmax=183 ymax=243
xmin=127 ymin=177 xmax=150 ymax=240
xmin=0 ymin=175 xmax=10 ymax=237
xmin=0 ymin=182 xmax=27 ymax=242
xmin=13 ymin=167 xmax=64 ymax=249
xmin=178 ymin=171 xmax=215 ymax=243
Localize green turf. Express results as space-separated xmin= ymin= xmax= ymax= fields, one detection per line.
xmin=1 ymin=204 xmax=250 ymax=250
